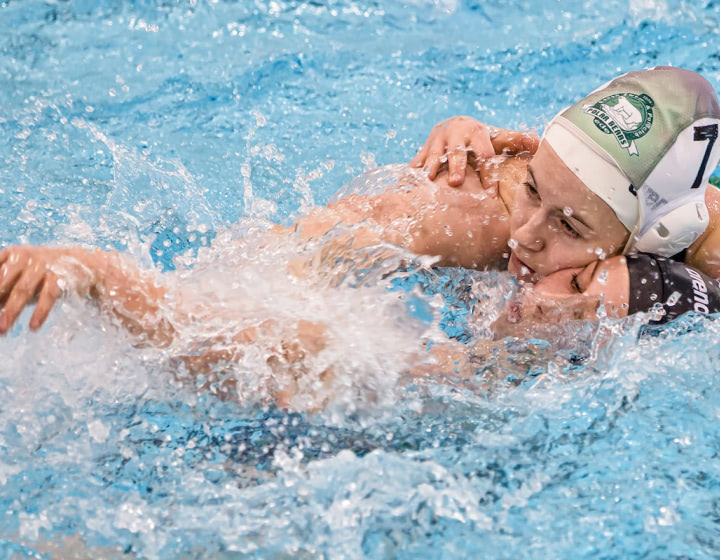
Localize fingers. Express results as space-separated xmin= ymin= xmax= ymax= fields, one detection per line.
xmin=0 ymin=247 xmax=67 ymax=334
xmin=411 ymin=117 xmax=499 ymax=186
xmin=29 ymin=274 xmax=61 ymax=330
xmin=446 ymin=146 xmax=467 ymax=186
xmin=491 ymin=129 xmax=540 ymax=155
xmin=424 ymin=142 xmax=446 ymax=180
xmin=0 ymin=269 xmax=44 ymax=334
xmin=409 ymin=144 xmax=428 ymax=169
xmin=468 ymin=127 xmax=496 ymax=162
xmin=0 ymin=260 xmax=23 ymax=304
xmin=412 ymin=117 xmax=540 ymax=190
xmin=478 ymin=157 xmax=504 ymax=198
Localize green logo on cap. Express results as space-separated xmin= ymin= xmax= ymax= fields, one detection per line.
xmin=583 ymin=93 xmax=654 ymax=156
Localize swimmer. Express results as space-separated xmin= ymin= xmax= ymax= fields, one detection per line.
xmin=409 ymin=66 xmax=720 ymax=280
xmin=492 ymin=252 xmax=720 ymax=339
xmin=2 ymin=68 xmax=719 ymax=339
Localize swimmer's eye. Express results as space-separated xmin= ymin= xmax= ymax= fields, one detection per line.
xmin=561 ymin=219 xmax=580 ymax=239
xmin=571 ymin=273 xmax=582 ymax=293
xmin=524 ymin=181 xmax=539 ymax=199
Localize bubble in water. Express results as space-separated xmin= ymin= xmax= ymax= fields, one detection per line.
xmin=594 ymin=247 xmax=607 ymax=259
xmin=650 ymin=292 xmax=658 ymax=301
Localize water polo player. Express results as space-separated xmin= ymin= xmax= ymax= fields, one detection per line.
xmin=492 ymin=253 xmax=720 ymax=339
xmin=412 ymin=66 xmax=720 ymax=280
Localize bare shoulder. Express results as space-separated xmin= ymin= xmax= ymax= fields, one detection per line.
xmin=406 ymin=156 xmax=527 ymax=269
xmin=289 ymin=158 xmax=529 ymax=270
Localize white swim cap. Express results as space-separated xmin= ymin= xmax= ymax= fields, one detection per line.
xmin=544 ymin=66 xmax=720 ymax=257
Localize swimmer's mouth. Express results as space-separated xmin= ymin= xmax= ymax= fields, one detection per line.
xmin=510 ymin=251 xmax=536 ymax=275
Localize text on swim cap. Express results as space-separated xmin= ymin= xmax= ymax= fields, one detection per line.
xmin=685 ymin=267 xmax=710 ymax=313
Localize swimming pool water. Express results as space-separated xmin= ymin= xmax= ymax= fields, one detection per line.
xmin=2 ymin=0 xmax=720 ymax=558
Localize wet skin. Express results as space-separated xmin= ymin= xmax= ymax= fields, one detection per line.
xmin=493 ymin=256 xmax=631 ymax=339
xmin=412 ymin=115 xmax=720 ymax=281
xmin=505 ymin=141 xmax=629 ymax=280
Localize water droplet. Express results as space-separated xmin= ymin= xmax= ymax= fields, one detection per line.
xmin=666 ymin=291 xmax=681 ymax=306
xmin=508 ymin=238 xmax=518 ymax=249
xmin=649 ymin=302 xmax=666 ymax=321
xmin=597 ymin=269 xmax=608 ymax=285
xmin=563 ymin=206 xmax=573 ymax=217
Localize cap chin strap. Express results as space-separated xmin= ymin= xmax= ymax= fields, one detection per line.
xmin=624 ymin=200 xmax=709 ymax=257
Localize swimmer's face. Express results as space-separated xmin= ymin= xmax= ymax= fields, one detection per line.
xmin=493 ymin=256 xmax=630 ymax=339
xmin=507 ymin=141 xmax=629 ymax=280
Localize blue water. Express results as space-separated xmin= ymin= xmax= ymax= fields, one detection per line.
xmin=3 ymin=1 xmax=720 ymax=558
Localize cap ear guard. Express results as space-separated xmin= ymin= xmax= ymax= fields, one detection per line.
xmin=549 ymin=67 xmax=720 ymax=257
xmin=630 ymin=201 xmax=709 ymax=257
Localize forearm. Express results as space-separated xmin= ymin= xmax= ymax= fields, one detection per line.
xmin=36 ymin=247 xmax=176 ymax=346
xmin=84 ymin=249 xmax=175 ymax=346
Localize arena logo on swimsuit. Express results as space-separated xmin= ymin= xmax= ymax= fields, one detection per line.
xmin=685 ymin=267 xmax=711 ymax=313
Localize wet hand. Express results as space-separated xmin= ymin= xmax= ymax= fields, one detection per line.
xmin=0 ymin=246 xmax=94 ymax=333
xmin=409 ymin=116 xmax=539 ymax=187
xmin=410 ymin=116 xmax=495 ymax=185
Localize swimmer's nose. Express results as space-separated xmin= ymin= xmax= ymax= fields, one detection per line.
xmin=513 ymin=212 xmax=546 ymax=252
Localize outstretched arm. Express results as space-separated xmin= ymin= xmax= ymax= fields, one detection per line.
xmin=0 ymin=246 xmax=173 ymax=344
xmin=0 ymin=245 xmax=336 ymax=408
